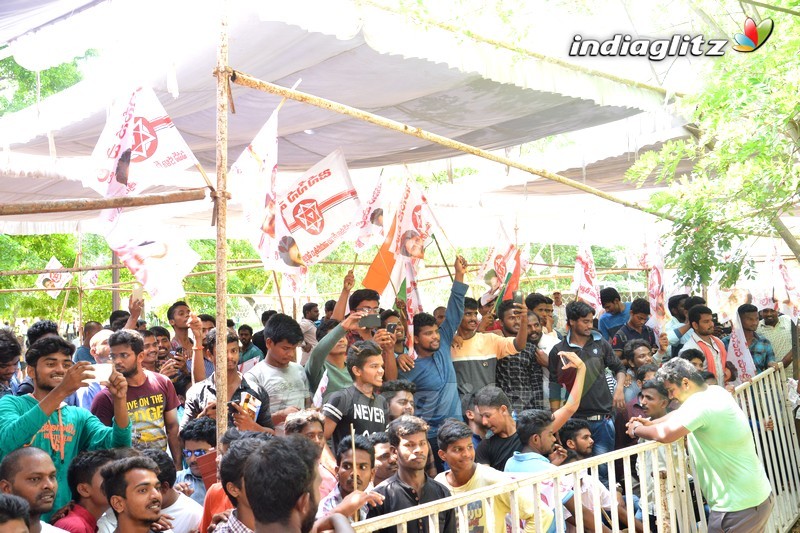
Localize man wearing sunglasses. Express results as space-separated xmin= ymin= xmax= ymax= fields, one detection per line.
xmin=175 ymin=417 xmax=216 ymax=506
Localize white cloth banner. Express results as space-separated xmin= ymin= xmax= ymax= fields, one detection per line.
xmin=390 ymin=177 xmax=435 ymax=261
xmin=36 ymin=257 xmax=72 ymax=299
xmin=572 ymin=244 xmax=601 ymax=311
xmin=403 ymin=259 xmax=423 ymax=360
xmin=727 ymin=311 xmax=758 ymax=383
xmin=644 ymin=241 xmax=669 ymax=336
xmin=105 ymin=216 xmax=199 ymax=305
xmin=90 ymin=86 xmax=198 ymax=223
xmin=230 ymin=110 xmax=280 ymax=270
xmin=312 ymin=369 xmax=329 ymax=408
xmin=354 ymin=176 xmax=385 ymax=251
xmin=477 ymin=224 xmax=516 ymax=293
xmin=81 ymin=270 xmax=99 ymax=292
xmin=275 ymin=149 xmax=360 ymax=270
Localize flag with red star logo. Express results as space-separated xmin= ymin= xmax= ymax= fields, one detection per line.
xmin=275 ymin=149 xmax=361 ymax=269
xmin=90 ymin=87 xmax=200 ymax=223
xmin=477 ymin=224 xmax=516 ymax=294
xmin=230 ymin=109 xmax=280 ymax=270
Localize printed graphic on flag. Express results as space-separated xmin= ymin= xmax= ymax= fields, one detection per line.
xmin=643 ymin=241 xmax=668 ymax=336
xmin=105 ymin=215 xmax=199 ymax=305
xmin=390 ymin=178 xmax=434 ymax=261
xmin=82 ymin=270 xmax=100 ymax=292
xmin=355 ymin=176 xmax=385 ymax=251
xmin=36 ymin=257 xmax=72 ymax=299
xmin=91 ymin=87 xmax=199 ymax=225
xmin=230 ymin=110 xmax=279 ymax=270
xmin=728 ymin=312 xmax=757 ymax=382
xmin=573 ymin=244 xmax=601 ymax=311
xmin=276 ymin=149 xmax=361 ymax=268
xmin=477 ymin=225 xmax=516 ymax=294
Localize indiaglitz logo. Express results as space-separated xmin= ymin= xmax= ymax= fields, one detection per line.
xmin=569 ymin=17 xmax=773 ymax=59
xmin=732 ymin=17 xmax=773 ymax=52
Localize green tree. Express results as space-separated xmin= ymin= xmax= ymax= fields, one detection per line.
xmin=626 ymin=5 xmax=800 ymax=289
xmin=0 ymin=51 xmax=94 ymax=116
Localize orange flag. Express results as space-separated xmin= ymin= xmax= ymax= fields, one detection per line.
xmin=362 ymin=217 xmax=398 ymax=293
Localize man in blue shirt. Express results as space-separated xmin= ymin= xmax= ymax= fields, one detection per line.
xmin=598 ymin=287 xmax=631 ymax=340
xmin=399 ymin=256 xmax=467 ymax=472
xmin=722 ymin=304 xmax=776 ymax=374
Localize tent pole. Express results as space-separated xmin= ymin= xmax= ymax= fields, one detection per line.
xmin=111 ymin=250 xmax=120 ymax=312
xmin=0 ymin=189 xmax=206 ymax=216
xmin=213 ymin=0 xmax=230 ymax=438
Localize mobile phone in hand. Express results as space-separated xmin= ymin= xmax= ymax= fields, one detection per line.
xmin=359 ymin=314 xmax=381 ymax=329
xmin=513 ymin=290 xmax=524 ymax=305
xmin=386 ymin=322 xmax=398 ymax=334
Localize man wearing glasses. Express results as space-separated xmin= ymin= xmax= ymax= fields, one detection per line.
xmin=175 ymin=417 xmax=216 ymax=505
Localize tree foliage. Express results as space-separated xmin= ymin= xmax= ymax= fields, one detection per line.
xmin=0 ymin=51 xmax=94 ymax=116
xmin=626 ymin=4 xmax=800 ymax=289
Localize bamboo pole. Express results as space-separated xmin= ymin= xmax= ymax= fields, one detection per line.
xmin=0 ymin=188 xmax=207 ymax=216
xmin=228 ymin=70 xmax=677 ymax=224
xmin=272 ymin=271 xmax=285 ymax=313
xmin=213 ymin=1 xmax=230 ymax=437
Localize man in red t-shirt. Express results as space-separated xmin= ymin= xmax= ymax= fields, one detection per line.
xmin=91 ymin=330 xmax=182 ymax=469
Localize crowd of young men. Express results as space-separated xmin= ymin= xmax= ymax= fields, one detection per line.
xmin=0 ymin=265 xmax=786 ymax=532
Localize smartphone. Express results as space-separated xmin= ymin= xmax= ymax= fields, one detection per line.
xmin=132 ymin=285 xmax=143 ymax=301
xmin=513 ymin=290 xmax=524 ymax=305
xmin=386 ymin=322 xmax=398 ymax=334
xmin=359 ymin=314 xmax=382 ymax=329
xmin=559 ymin=351 xmax=569 ymax=367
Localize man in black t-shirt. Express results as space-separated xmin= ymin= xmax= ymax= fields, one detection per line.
xmin=323 ymin=340 xmax=388 ymax=451
xmin=474 ymin=386 xmax=521 ymax=471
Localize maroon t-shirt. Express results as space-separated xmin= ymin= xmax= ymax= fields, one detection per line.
xmin=90 ymin=369 xmax=179 ymax=451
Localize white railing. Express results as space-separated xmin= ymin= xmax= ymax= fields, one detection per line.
xmin=353 ymin=365 xmax=800 ymax=533
xmin=733 ymin=365 xmax=800 ymax=533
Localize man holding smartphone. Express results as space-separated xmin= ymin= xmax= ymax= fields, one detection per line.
xmin=450 ymin=294 xmax=528 ymax=418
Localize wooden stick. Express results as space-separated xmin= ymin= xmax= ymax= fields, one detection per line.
xmin=195 ymin=163 xmax=214 ymax=189
xmin=272 ymin=271 xmax=285 ymax=313
xmin=350 ymin=423 xmax=359 ymax=522
xmin=351 ymin=253 xmax=359 ymax=270
xmin=0 ymin=188 xmax=207 ymax=216
xmin=228 ymin=70 xmax=681 ymax=224
xmin=431 ymin=234 xmax=453 ymax=283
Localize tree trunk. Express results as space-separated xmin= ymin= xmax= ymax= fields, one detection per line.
xmin=773 ymin=216 xmax=800 ymax=262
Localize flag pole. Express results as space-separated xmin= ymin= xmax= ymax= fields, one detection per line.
xmin=272 ymin=271 xmax=285 ymax=313
xmin=351 ymin=253 xmax=359 ymax=270
xmin=432 ymin=234 xmax=453 ymax=283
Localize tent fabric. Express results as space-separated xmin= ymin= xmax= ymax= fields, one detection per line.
xmin=0 ymin=0 xmax=665 ymax=172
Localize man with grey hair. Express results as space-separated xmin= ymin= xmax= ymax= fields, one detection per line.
xmin=626 ymin=358 xmax=773 ymax=532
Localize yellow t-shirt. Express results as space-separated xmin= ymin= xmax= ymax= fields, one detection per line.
xmin=435 ymin=463 xmax=553 ymax=533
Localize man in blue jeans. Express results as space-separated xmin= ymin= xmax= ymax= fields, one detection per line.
xmin=548 ymin=301 xmax=626 ymax=486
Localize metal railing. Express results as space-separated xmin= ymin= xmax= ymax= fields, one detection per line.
xmin=733 ymin=365 xmax=800 ymax=533
xmin=353 ymin=365 xmax=800 ymax=533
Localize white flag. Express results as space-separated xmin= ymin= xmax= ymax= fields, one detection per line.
xmin=36 ymin=257 xmax=72 ymax=299
xmin=91 ymin=87 xmax=199 ymax=223
xmin=312 ymin=369 xmax=329 ymax=408
xmin=390 ymin=177 xmax=436 ymax=261
xmin=230 ymin=110 xmax=280 ymax=270
xmin=354 ymin=176 xmax=385 ymax=251
xmin=81 ymin=270 xmax=99 ymax=292
xmin=403 ymin=259 xmax=423 ymax=360
xmin=105 ymin=216 xmax=200 ymax=305
xmin=728 ymin=312 xmax=758 ymax=382
xmin=643 ymin=241 xmax=669 ymax=336
xmin=572 ymin=244 xmax=601 ymax=311
xmin=477 ymin=224 xmax=516 ymax=293
xmin=275 ymin=149 xmax=361 ymax=269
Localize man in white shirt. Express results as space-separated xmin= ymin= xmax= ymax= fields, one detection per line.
xmin=141 ymin=449 xmax=202 ymax=533
xmin=758 ymin=307 xmax=793 ymax=367
xmin=299 ymin=303 xmax=320 ymax=365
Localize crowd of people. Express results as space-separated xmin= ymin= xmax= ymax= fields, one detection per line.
xmin=0 ymin=255 xmax=788 ymax=532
